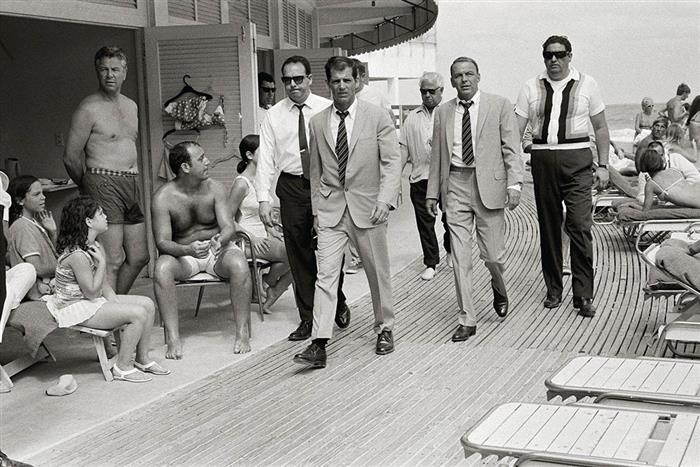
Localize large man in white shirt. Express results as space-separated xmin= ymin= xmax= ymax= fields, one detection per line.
xmin=256 ymin=56 xmax=351 ymax=341
xmin=515 ymin=35 xmax=610 ymax=318
xmin=400 ymin=71 xmax=451 ymax=281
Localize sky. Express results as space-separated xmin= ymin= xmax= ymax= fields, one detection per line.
xmin=434 ymin=0 xmax=700 ymax=104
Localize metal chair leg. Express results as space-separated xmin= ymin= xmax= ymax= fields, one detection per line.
xmin=194 ymin=285 xmax=206 ymax=318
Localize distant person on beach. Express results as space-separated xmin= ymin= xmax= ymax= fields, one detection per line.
xmin=400 ymin=71 xmax=452 ymax=281
xmin=638 ymin=148 xmax=700 ymax=210
xmin=686 ymin=95 xmax=700 ymax=147
xmin=516 ymin=35 xmax=610 ymax=318
xmin=666 ymin=122 xmax=697 ymax=163
xmin=633 ymin=97 xmax=655 ymax=149
xmin=64 ymin=46 xmax=149 ymax=295
xmin=152 ymin=141 xmax=252 ymax=358
xmin=665 ymin=83 xmax=691 ymax=125
xmin=635 ymin=117 xmax=668 ymax=161
xmin=428 ymin=56 xmax=523 ymax=343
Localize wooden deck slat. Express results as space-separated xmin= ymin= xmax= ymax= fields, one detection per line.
xmin=680 ymin=417 xmax=700 ymax=467
xmin=569 ymin=409 xmax=617 ymax=456
xmin=591 ymin=411 xmax=636 ymax=458
xmin=587 ymin=357 xmax=625 ymax=389
xmin=657 ymin=362 xmax=694 ymax=394
xmin=526 ymin=406 xmax=577 ymax=451
xmin=677 ymin=364 xmax=700 ymax=396
xmin=548 ymin=407 xmax=597 ymax=453
xmin=615 ymin=413 xmax=658 ymax=460
xmin=656 ymin=414 xmax=698 ymax=467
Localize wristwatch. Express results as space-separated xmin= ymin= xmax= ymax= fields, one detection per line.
xmin=598 ymin=164 xmax=608 ymax=169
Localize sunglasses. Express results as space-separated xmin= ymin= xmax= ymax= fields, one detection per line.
xmin=420 ymin=88 xmax=440 ymax=95
xmin=281 ymin=75 xmax=307 ymax=85
xmin=543 ymin=50 xmax=569 ymax=60
xmin=261 ymin=86 xmax=276 ymax=92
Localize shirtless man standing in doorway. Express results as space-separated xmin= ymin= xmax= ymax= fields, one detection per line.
xmin=152 ymin=141 xmax=252 ymax=358
xmin=64 ymin=46 xmax=149 ymax=294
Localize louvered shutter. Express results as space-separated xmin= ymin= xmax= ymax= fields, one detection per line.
xmin=145 ymin=23 xmax=256 ymax=190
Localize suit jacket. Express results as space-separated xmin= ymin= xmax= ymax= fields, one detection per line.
xmin=309 ymin=99 xmax=402 ymax=229
xmin=426 ymin=93 xmax=524 ymax=210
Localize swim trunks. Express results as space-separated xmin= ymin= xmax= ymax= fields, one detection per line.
xmin=81 ymin=168 xmax=144 ymax=224
xmin=179 ymin=242 xmax=241 ymax=279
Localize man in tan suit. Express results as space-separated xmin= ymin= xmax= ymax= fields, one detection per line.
xmin=293 ymin=56 xmax=402 ymax=368
xmin=427 ymin=57 xmax=524 ymax=342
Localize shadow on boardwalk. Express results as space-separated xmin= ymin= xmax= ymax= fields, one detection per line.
xmin=28 ymin=180 xmax=694 ymax=466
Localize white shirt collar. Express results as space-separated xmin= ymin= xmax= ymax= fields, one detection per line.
xmin=332 ymin=98 xmax=358 ymax=119
xmin=458 ymin=90 xmax=481 ymax=107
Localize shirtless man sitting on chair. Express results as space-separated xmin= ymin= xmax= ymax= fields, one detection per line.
xmin=152 ymin=141 xmax=252 ymax=358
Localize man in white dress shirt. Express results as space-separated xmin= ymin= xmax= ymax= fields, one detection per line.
xmin=255 ymin=56 xmax=351 ymax=342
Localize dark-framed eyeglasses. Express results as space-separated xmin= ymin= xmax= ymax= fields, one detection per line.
xmin=281 ymin=75 xmax=307 ymax=85
xmin=542 ymin=50 xmax=569 ymax=60
xmin=420 ymin=88 xmax=440 ymax=95
xmin=261 ymin=86 xmax=276 ymax=93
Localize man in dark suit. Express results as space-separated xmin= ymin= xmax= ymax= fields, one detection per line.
xmin=293 ymin=56 xmax=402 ymax=368
xmin=426 ymin=57 xmax=524 ymax=342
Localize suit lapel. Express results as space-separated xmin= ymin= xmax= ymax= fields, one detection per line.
xmin=476 ymin=93 xmax=490 ymax=145
xmin=348 ymin=100 xmax=365 ymax=156
xmin=445 ymin=99 xmax=457 ymax=152
xmin=321 ymin=107 xmax=335 ymax=154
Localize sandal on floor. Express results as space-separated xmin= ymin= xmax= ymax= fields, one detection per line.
xmin=134 ymin=361 xmax=171 ymax=375
xmin=112 ymin=364 xmax=152 ymax=383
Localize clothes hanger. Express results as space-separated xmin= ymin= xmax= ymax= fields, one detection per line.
xmin=162 ymin=127 xmax=201 ymax=141
xmin=163 ymin=75 xmax=213 ymax=107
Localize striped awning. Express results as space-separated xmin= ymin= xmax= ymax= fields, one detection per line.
xmin=317 ymin=0 xmax=438 ymax=55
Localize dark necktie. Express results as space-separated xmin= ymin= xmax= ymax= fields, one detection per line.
xmin=461 ymin=100 xmax=474 ymax=166
xmin=336 ymin=110 xmax=349 ymax=185
xmin=295 ymin=103 xmax=309 ymax=179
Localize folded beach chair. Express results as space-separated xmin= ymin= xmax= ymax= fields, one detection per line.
xmin=545 ymin=355 xmax=700 ymax=413
xmin=461 ymin=401 xmax=700 ymax=466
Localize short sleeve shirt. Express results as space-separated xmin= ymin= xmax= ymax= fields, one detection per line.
xmin=515 ymin=67 xmax=605 ymax=151
xmin=7 ymin=217 xmax=58 ymax=271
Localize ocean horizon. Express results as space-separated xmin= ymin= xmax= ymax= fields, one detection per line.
xmin=607 ymin=103 xmax=640 ymax=145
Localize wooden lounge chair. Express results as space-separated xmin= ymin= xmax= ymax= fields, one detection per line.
xmin=461 ymin=401 xmax=700 ymax=466
xmin=637 ymin=222 xmax=700 ymax=357
xmin=545 ymin=355 xmax=700 ymax=413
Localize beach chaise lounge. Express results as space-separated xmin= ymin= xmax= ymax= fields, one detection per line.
xmin=545 ymin=355 xmax=700 ymax=413
xmin=637 ymin=222 xmax=700 ymax=357
xmin=461 ymin=401 xmax=700 ymax=466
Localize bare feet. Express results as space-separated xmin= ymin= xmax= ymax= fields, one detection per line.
xmin=234 ymin=330 xmax=251 ymax=354
xmin=165 ymin=337 xmax=183 ymax=360
xmin=263 ymin=283 xmax=287 ymax=314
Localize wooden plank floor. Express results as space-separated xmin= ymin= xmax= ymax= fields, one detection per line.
xmin=29 ymin=180 xmax=697 ymax=466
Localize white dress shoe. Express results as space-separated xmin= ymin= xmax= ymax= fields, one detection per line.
xmin=420 ymin=267 xmax=436 ymax=281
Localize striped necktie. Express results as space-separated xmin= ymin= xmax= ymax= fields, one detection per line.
xmin=295 ymin=104 xmax=309 ymax=179
xmin=336 ymin=110 xmax=349 ymax=185
xmin=460 ymin=100 xmax=474 ymax=166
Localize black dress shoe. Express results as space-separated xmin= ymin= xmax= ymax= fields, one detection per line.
xmin=335 ymin=302 xmax=351 ymax=329
xmin=573 ymin=297 xmax=596 ymax=318
xmin=375 ymin=330 xmax=394 ymax=355
xmin=293 ymin=343 xmax=326 ymax=368
xmin=451 ymin=325 xmax=476 ymax=342
xmin=493 ymin=290 xmax=509 ymax=318
xmin=543 ymin=294 xmax=562 ymax=308
xmin=288 ymin=320 xmax=312 ymax=341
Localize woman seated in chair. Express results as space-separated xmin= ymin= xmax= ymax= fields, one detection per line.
xmin=6 ymin=175 xmax=59 ymax=300
xmin=47 ymin=196 xmax=169 ymax=382
xmin=638 ymin=148 xmax=700 ymax=211
xmin=228 ymin=134 xmax=292 ymax=312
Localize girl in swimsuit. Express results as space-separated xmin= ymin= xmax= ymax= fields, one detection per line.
xmin=47 ymin=196 xmax=170 ymax=382
xmin=227 ymin=134 xmax=292 ymax=312
xmin=638 ymin=148 xmax=700 ymax=211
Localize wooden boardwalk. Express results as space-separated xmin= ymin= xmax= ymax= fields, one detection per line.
xmin=29 ymin=181 xmax=695 ymax=466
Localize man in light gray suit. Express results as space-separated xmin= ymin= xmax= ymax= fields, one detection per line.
xmin=293 ymin=56 xmax=402 ymax=368
xmin=426 ymin=57 xmax=524 ymax=342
